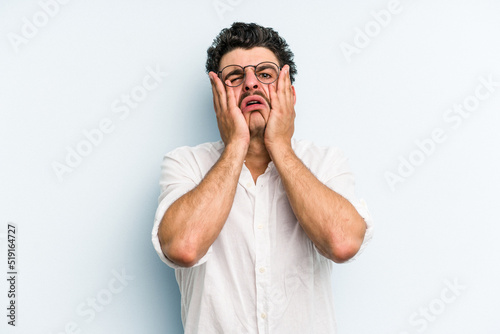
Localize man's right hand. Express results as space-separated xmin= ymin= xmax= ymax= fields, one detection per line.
xmin=209 ymin=72 xmax=250 ymax=150
xmin=158 ymin=73 xmax=250 ymax=267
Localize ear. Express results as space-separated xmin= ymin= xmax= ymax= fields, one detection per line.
xmin=291 ymin=85 xmax=296 ymax=105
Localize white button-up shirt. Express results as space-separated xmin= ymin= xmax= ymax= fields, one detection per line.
xmin=152 ymin=139 xmax=373 ymax=334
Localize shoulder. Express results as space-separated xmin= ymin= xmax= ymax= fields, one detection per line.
xmin=292 ymin=138 xmax=347 ymax=165
xmin=165 ymin=141 xmax=224 ymax=162
xmin=291 ymin=138 xmax=352 ymax=182
xmin=161 ymin=141 xmax=224 ymax=180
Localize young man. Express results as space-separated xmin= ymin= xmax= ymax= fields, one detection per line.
xmin=152 ymin=22 xmax=373 ymax=334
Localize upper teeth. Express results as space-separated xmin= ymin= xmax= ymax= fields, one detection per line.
xmin=247 ymin=101 xmax=259 ymax=106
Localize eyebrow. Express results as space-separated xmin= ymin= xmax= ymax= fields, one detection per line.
xmin=257 ymin=64 xmax=275 ymax=70
xmin=225 ymin=68 xmax=244 ymax=77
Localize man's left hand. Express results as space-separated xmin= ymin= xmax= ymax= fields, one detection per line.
xmin=265 ymin=64 xmax=296 ymax=157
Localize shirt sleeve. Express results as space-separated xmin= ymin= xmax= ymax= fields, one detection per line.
xmin=315 ymin=146 xmax=374 ymax=262
xmin=151 ymin=150 xmax=213 ymax=269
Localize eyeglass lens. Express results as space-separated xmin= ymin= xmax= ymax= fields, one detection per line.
xmin=221 ymin=63 xmax=279 ymax=87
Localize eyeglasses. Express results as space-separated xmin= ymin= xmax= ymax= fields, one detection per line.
xmin=218 ymin=62 xmax=281 ymax=87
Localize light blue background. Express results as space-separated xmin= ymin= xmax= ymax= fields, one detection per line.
xmin=1 ymin=0 xmax=499 ymax=333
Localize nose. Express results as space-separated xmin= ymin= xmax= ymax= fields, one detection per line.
xmin=243 ymin=67 xmax=259 ymax=91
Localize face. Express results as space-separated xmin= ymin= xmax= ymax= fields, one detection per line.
xmin=218 ymin=47 xmax=283 ymax=135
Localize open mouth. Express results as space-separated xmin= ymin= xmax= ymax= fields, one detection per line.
xmin=246 ymin=100 xmax=262 ymax=106
xmin=241 ymin=95 xmax=267 ymax=112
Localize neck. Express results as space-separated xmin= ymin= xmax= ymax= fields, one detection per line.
xmin=245 ymin=136 xmax=271 ymax=183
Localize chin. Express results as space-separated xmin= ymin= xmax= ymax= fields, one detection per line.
xmin=249 ymin=109 xmax=268 ymax=121
xmin=248 ymin=111 xmax=266 ymax=125
xmin=248 ymin=115 xmax=267 ymax=136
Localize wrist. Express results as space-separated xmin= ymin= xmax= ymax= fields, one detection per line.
xmin=266 ymin=140 xmax=293 ymax=162
xmin=223 ymin=139 xmax=249 ymax=161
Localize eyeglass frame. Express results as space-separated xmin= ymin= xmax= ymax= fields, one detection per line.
xmin=217 ymin=61 xmax=282 ymax=87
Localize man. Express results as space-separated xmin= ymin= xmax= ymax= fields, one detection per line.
xmin=152 ymin=22 xmax=373 ymax=333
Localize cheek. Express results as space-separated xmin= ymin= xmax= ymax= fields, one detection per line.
xmin=265 ymin=85 xmax=272 ymax=99
xmin=227 ymin=87 xmax=242 ymax=107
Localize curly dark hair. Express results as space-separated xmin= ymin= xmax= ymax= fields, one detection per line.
xmin=206 ymin=22 xmax=297 ymax=84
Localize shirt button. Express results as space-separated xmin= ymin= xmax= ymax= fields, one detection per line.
xmin=246 ymin=182 xmax=253 ymax=188
xmin=259 ymin=267 xmax=266 ymax=273
xmin=261 ymin=313 xmax=267 ymax=319
xmin=257 ymin=224 xmax=263 ymax=230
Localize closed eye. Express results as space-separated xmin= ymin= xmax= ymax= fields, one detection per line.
xmin=225 ymin=69 xmax=244 ymax=82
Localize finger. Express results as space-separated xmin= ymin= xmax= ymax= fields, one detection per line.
xmin=278 ymin=65 xmax=294 ymax=109
xmin=286 ymin=66 xmax=295 ymax=108
xmin=209 ymin=73 xmax=221 ymax=113
xmin=269 ymin=80 xmax=280 ymax=113
xmin=277 ymin=66 xmax=295 ymax=117
xmin=225 ymin=80 xmax=238 ymax=111
xmin=282 ymin=65 xmax=292 ymax=102
xmin=274 ymin=65 xmax=290 ymax=109
xmin=209 ymin=72 xmax=220 ymax=107
xmin=210 ymin=72 xmax=227 ymax=114
xmin=277 ymin=65 xmax=289 ymax=101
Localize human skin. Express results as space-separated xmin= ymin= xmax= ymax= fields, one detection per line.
xmin=157 ymin=47 xmax=366 ymax=266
